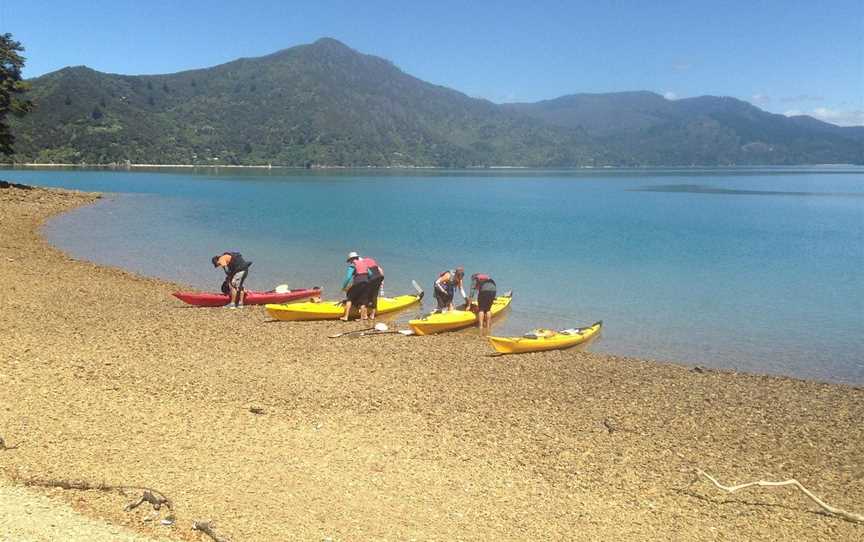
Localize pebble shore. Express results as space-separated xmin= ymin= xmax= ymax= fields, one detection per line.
xmin=1 ymin=185 xmax=862 ymax=540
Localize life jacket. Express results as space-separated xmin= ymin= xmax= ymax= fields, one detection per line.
xmin=437 ymin=269 xmax=455 ymax=283
xmin=349 ymin=258 xmax=369 ymax=285
xmin=472 ymin=273 xmax=496 ymax=290
xmin=352 ymin=257 xmax=370 ymax=275
xmin=362 ymin=257 xmax=383 ymax=280
xmin=435 ymin=270 xmax=456 ymax=296
xmin=225 ymin=252 xmax=251 ymax=275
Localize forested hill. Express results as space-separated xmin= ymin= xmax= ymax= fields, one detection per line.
xmin=9 ymin=38 xmax=863 ymax=167
xmin=504 ymin=92 xmax=864 ymax=165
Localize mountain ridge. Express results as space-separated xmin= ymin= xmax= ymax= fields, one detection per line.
xmin=9 ymin=38 xmax=863 ymax=166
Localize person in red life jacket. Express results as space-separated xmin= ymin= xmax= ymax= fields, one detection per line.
xmin=468 ymin=272 xmax=497 ymax=329
xmin=361 ymin=256 xmax=385 ymax=320
xmin=211 ymin=251 xmax=252 ymax=308
xmin=433 ymin=266 xmax=466 ymax=312
xmin=340 ymin=251 xmax=369 ymax=321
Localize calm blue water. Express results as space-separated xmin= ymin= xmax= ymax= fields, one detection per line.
xmin=6 ymin=166 xmax=863 ymax=384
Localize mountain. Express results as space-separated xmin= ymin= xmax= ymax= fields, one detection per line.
xmin=505 ymin=93 xmax=864 ymax=165
xmin=9 ymin=38 xmax=863 ymax=166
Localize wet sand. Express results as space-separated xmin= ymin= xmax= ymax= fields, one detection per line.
xmin=1 ymin=184 xmax=862 ymax=541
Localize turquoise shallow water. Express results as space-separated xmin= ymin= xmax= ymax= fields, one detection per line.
xmin=6 ymin=166 xmax=863 ymax=384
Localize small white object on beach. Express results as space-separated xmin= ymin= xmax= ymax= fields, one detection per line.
xmin=274 ymin=284 xmax=290 ymax=293
xmin=374 ymin=323 xmax=389 ymax=332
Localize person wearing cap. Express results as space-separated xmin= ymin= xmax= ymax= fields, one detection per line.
xmin=340 ymin=251 xmax=370 ymax=321
xmin=433 ymin=266 xmax=466 ymax=312
xmin=468 ymin=272 xmax=497 ymax=329
xmin=211 ymin=251 xmax=252 ymax=308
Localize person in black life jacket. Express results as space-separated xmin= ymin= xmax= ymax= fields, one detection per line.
xmin=468 ymin=272 xmax=497 ymax=329
xmin=361 ymin=256 xmax=385 ymax=320
xmin=433 ymin=266 xmax=466 ymax=312
xmin=340 ymin=251 xmax=369 ymax=321
xmin=211 ymin=251 xmax=252 ymax=308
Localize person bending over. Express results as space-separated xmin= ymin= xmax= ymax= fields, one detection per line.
xmin=468 ymin=272 xmax=497 ymax=329
xmin=212 ymin=251 xmax=252 ymax=308
xmin=361 ymin=256 xmax=385 ymax=320
xmin=433 ymin=266 xmax=466 ymax=312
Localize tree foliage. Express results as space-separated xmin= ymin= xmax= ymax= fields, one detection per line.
xmin=7 ymin=38 xmax=863 ymax=166
xmin=0 ymin=33 xmax=33 ymax=156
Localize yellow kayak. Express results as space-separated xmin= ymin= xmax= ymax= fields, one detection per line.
xmin=266 ymin=292 xmax=423 ymax=321
xmin=408 ymin=292 xmax=512 ymax=335
xmin=487 ymin=321 xmax=602 ymax=354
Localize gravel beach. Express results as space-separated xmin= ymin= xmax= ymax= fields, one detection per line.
xmin=1 ymin=185 xmax=862 ymax=541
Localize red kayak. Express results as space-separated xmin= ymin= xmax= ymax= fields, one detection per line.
xmin=172 ymin=287 xmax=321 ymax=307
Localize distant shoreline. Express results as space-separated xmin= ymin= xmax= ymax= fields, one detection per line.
xmin=1 ymin=162 xmax=861 ymax=171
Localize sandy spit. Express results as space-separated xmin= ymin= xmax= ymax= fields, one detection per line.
xmin=0 ymin=185 xmax=862 ymax=541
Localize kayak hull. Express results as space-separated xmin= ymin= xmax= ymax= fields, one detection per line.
xmin=265 ymin=293 xmax=423 ymax=321
xmin=488 ymin=321 xmax=603 ymax=354
xmin=408 ymin=292 xmax=512 ymax=335
xmin=173 ymin=288 xmax=321 ymax=307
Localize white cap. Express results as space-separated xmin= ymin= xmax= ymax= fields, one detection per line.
xmin=346 ymin=251 xmax=359 ymax=262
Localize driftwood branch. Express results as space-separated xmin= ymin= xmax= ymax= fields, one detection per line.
xmin=193 ymin=520 xmax=231 ymax=542
xmin=601 ymin=418 xmax=634 ymax=434
xmin=697 ymin=469 xmax=864 ymax=524
xmin=124 ymin=489 xmax=173 ymax=515
xmin=17 ymin=477 xmax=175 ymax=523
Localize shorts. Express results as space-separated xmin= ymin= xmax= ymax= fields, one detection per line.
xmin=366 ymin=277 xmax=384 ymax=309
xmin=347 ymin=282 xmax=368 ymax=304
xmin=229 ymin=270 xmax=248 ymax=290
xmin=477 ymin=289 xmax=496 ymax=312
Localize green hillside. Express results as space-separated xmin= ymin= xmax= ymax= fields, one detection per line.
xmin=505 ymin=93 xmax=864 ymax=165
xmin=9 ymin=38 xmax=863 ymax=166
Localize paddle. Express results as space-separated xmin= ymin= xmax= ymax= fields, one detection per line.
xmin=411 ymin=279 xmax=424 ymax=296
xmin=328 ymin=327 xmax=374 ymax=339
xmin=360 ymin=328 xmax=415 ymax=337
xmin=329 ymin=322 xmax=390 ymax=339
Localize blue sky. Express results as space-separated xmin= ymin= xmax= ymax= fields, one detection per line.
xmin=4 ymin=0 xmax=862 ymax=125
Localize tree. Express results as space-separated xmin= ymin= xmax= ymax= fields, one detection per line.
xmin=0 ymin=33 xmax=33 ymax=155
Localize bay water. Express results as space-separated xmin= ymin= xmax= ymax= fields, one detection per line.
xmin=6 ymin=166 xmax=863 ymax=384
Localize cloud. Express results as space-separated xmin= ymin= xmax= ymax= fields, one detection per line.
xmin=663 ymin=91 xmax=678 ymax=100
xmin=780 ymin=94 xmax=824 ymax=103
xmin=784 ymin=107 xmax=864 ymax=126
xmin=751 ymin=94 xmax=771 ymax=105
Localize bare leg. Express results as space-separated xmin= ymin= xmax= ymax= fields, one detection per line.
xmin=238 ymin=289 xmax=246 ymax=306
xmin=359 ymin=304 xmax=368 ymax=321
xmin=340 ymin=301 xmax=352 ymax=321
xmin=229 ymin=286 xmax=239 ymax=307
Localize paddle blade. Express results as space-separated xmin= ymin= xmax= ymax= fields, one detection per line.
xmin=411 ymin=280 xmax=424 ymax=295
